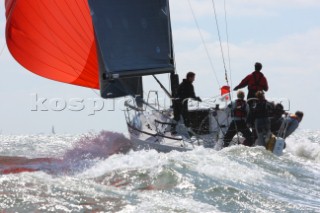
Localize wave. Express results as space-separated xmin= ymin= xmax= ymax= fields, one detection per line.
xmin=77 ymin=145 xmax=320 ymax=211
xmin=1 ymin=130 xmax=320 ymax=211
xmin=0 ymin=131 xmax=132 ymax=175
xmin=2 ymin=129 xmax=320 ymax=176
xmin=285 ymin=129 xmax=320 ymax=162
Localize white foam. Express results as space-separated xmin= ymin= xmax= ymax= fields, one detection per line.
xmin=286 ymin=130 xmax=320 ymax=163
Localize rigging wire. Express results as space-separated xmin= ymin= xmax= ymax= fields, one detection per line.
xmin=222 ymin=0 xmax=234 ymax=102
xmin=187 ymin=0 xmax=220 ymax=88
xmin=220 ymin=0 xmax=242 ymax=144
xmin=223 ymin=0 xmax=233 ymax=91
xmin=211 ymin=0 xmax=239 ymax=143
xmin=210 ymin=0 xmax=229 ymax=87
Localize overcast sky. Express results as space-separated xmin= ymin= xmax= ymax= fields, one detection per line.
xmin=1 ymin=0 xmax=320 ymax=134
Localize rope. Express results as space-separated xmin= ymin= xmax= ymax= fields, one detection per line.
xmin=221 ymin=0 xmax=238 ymax=141
xmin=223 ymin=0 xmax=233 ymax=92
xmin=211 ymin=0 xmax=228 ymax=87
xmin=187 ymin=0 xmax=220 ymax=88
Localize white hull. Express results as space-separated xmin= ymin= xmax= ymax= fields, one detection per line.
xmin=129 ymin=132 xmax=191 ymax=153
xmin=124 ymin=97 xmax=287 ymax=154
xmin=124 ymin=98 xmax=231 ymax=153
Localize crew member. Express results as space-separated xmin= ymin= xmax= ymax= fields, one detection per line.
xmin=270 ymin=103 xmax=286 ymax=136
xmin=173 ymin=72 xmax=202 ymax=130
xmin=223 ymin=90 xmax=253 ymax=147
xmin=248 ymin=91 xmax=274 ymax=147
xmin=233 ymin=62 xmax=268 ymax=100
xmin=283 ymin=111 xmax=304 ymax=138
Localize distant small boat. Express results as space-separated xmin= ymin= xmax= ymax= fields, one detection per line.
xmin=51 ymin=126 xmax=56 ymax=135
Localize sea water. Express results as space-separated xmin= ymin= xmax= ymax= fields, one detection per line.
xmin=0 ymin=130 xmax=319 ymax=212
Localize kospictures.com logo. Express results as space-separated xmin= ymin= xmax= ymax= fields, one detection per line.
xmin=30 ymin=93 xmax=118 ymax=116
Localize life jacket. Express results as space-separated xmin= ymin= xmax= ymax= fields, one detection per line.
xmin=248 ymin=72 xmax=264 ymax=91
xmin=233 ymin=99 xmax=247 ymax=118
xmin=289 ymin=114 xmax=299 ymax=121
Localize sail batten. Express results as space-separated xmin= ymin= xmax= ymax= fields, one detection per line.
xmin=105 ymin=67 xmax=175 ymax=79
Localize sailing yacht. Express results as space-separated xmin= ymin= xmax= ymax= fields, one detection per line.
xmin=87 ymin=0 xmax=232 ymax=152
xmin=5 ymin=0 xmax=287 ymax=154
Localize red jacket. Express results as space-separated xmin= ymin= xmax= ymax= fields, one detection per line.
xmin=236 ymin=71 xmax=268 ymax=92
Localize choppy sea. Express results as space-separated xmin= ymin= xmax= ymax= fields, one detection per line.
xmin=0 ymin=130 xmax=319 ymax=212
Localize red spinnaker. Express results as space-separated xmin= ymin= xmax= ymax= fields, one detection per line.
xmin=5 ymin=0 xmax=99 ymax=89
